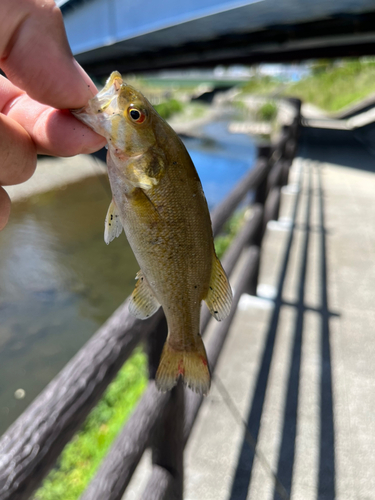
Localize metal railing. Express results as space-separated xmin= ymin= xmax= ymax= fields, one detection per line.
xmin=0 ymin=99 xmax=301 ymax=500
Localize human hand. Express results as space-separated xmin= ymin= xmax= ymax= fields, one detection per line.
xmin=0 ymin=0 xmax=106 ymax=230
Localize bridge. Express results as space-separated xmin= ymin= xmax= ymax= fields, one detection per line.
xmin=59 ymin=0 xmax=375 ymax=75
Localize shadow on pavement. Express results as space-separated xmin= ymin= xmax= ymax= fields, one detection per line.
xmin=299 ymin=126 xmax=375 ymax=173
xmin=229 ymin=155 xmax=337 ymax=500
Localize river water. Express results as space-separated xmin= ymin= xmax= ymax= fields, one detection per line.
xmin=0 ymin=120 xmax=256 ymax=435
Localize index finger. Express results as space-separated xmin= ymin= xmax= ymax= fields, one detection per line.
xmin=1 ymin=76 xmax=106 ymax=156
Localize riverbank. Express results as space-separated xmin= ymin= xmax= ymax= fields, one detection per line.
xmin=4 ymin=154 xmax=107 ymax=203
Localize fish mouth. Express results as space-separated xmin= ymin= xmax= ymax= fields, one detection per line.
xmin=70 ymin=72 xmax=127 ymax=135
xmin=102 ymin=71 xmax=123 ymax=93
xmin=94 ymin=71 xmax=125 ymax=114
xmin=71 ymin=72 xmax=125 ymax=116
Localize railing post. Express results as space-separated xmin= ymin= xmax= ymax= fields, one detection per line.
xmin=245 ymin=147 xmax=271 ymax=296
xmin=281 ymin=159 xmax=292 ymax=187
xmin=246 ymin=245 xmax=261 ymax=296
xmin=141 ymin=383 xmax=184 ymax=500
xmin=254 ymin=145 xmax=271 ymax=207
xmin=264 ymin=186 xmax=281 ymax=225
xmin=249 ymin=121 xmax=295 ymax=296
xmin=267 ymin=159 xmax=284 ymax=193
xmin=145 ymin=317 xmax=184 ymax=500
xmin=147 ymin=315 xmax=168 ymax=382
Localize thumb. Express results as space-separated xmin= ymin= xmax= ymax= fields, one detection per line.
xmin=0 ymin=0 xmax=96 ymax=109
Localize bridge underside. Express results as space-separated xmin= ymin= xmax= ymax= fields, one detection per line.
xmin=63 ymin=5 xmax=375 ymax=77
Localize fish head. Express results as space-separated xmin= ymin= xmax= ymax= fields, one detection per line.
xmin=72 ymin=71 xmax=157 ymax=157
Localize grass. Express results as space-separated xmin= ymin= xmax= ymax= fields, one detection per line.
xmin=237 ymin=58 xmax=375 ymax=113
xmin=214 ymin=209 xmax=247 ymax=259
xmin=240 ymin=75 xmax=280 ymax=95
xmin=154 ymin=98 xmax=184 ymax=119
xmin=283 ymin=58 xmax=375 ymax=112
xmin=33 ymin=349 xmax=147 ymax=500
xmin=154 ymin=98 xmax=209 ymax=122
xmin=257 ymin=101 xmax=278 ymax=121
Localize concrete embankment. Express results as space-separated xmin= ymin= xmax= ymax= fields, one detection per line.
xmin=4 ymin=154 xmax=107 ymax=203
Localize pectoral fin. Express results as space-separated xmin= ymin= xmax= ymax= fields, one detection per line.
xmin=104 ymin=200 xmax=123 ymax=245
xmin=132 ymin=171 xmax=158 ymax=190
xmin=129 ymin=271 xmax=161 ymax=319
xmin=127 ymin=151 xmax=165 ymax=190
xmin=205 ymin=255 xmax=233 ymax=321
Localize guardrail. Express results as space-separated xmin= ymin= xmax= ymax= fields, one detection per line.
xmin=0 ymin=98 xmax=301 ymax=500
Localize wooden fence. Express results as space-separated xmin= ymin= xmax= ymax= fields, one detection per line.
xmin=0 ymin=99 xmax=301 ymax=500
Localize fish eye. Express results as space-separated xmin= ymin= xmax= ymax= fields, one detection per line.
xmin=128 ymin=106 xmax=146 ymax=124
xmin=130 ymin=109 xmax=140 ymax=120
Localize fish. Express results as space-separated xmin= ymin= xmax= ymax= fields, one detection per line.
xmin=72 ymin=71 xmax=232 ymax=395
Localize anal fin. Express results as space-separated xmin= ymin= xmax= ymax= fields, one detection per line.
xmin=129 ymin=271 xmax=160 ymax=320
xmin=205 ymin=255 xmax=233 ymax=321
xmin=104 ymin=199 xmax=123 ymax=245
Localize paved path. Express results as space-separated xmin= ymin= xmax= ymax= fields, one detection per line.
xmin=182 ymin=127 xmax=375 ymax=500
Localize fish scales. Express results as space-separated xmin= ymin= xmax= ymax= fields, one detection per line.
xmin=72 ymin=72 xmax=232 ymax=395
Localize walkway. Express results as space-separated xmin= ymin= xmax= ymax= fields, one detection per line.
xmin=180 ymin=127 xmax=375 ymax=500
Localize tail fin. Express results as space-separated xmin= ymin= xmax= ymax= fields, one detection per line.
xmin=155 ymin=336 xmax=211 ymax=396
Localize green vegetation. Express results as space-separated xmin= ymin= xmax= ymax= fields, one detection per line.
xmin=182 ymin=102 xmax=208 ymax=120
xmin=33 ymin=350 xmax=147 ymax=500
xmin=284 ymin=58 xmax=375 ymax=112
xmin=257 ymin=101 xmax=278 ymax=121
xmin=238 ymin=58 xmax=375 ymax=113
xmin=214 ymin=209 xmax=247 ymax=259
xmin=167 ymin=101 xmax=210 ymax=124
xmin=232 ymin=99 xmax=247 ymax=112
xmin=240 ymin=75 xmax=280 ymax=95
xmin=154 ymin=98 xmax=184 ymax=119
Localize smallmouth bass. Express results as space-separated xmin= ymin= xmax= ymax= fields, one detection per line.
xmin=72 ymin=72 xmax=232 ymax=395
